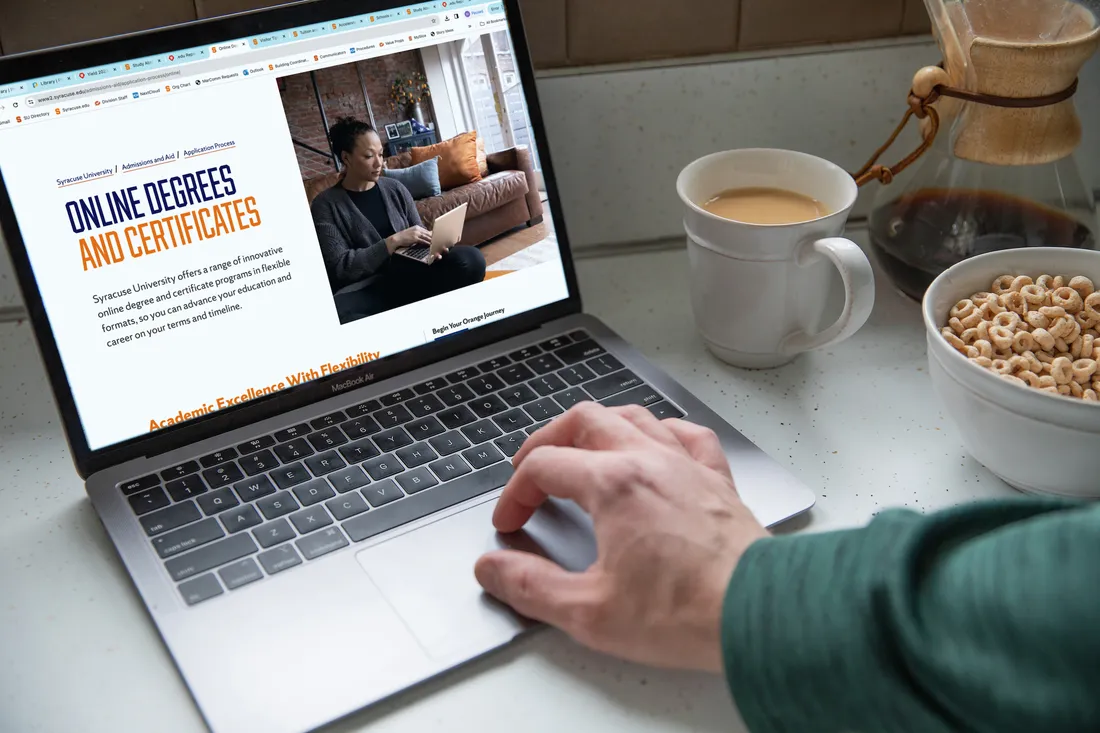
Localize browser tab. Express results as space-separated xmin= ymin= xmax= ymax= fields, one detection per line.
xmin=168 ymin=47 xmax=209 ymax=64
xmin=209 ymin=40 xmax=250 ymax=56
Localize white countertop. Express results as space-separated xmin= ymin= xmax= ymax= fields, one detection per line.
xmin=0 ymin=231 xmax=1017 ymax=733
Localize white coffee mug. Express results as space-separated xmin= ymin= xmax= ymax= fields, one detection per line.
xmin=676 ymin=149 xmax=875 ymax=369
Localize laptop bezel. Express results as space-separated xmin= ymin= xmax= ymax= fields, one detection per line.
xmin=0 ymin=0 xmax=582 ymax=479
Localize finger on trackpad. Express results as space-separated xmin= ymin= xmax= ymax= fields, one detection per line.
xmin=355 ymin=498 xmax=597 ymax=661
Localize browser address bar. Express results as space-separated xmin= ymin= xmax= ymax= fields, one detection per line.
xmin=29 ymin=69 xmax=184 ymax=105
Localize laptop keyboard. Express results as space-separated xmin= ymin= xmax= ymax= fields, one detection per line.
xmin=118 ymin=331 xmax=686 ymax=607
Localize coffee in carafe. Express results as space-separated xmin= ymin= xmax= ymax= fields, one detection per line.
xmin=863 ymin=0 xmax=1100 ymax=301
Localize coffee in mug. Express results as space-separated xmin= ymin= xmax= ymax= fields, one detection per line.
xmin=702 ymin=187 xmax=829 ymax=226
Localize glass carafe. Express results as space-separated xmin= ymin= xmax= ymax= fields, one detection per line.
xmin=868 ymin=0 xmax=1100 ymax=301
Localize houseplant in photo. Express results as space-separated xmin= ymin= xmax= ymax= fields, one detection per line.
xmin=390 ymin=71 xmax=431 ymax=125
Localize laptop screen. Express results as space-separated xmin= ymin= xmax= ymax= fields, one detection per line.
xmin=0 ymin=1 xmax=569 ymax=452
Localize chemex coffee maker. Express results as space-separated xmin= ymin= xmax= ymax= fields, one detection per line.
xmin=856 ymin=0 xmax=1100 ymax=300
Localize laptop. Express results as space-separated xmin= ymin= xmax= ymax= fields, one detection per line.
xmin=396 ymin=202 xmax=468 ymax=264
xmin=0 ymin=2 xmax=815 ymax=732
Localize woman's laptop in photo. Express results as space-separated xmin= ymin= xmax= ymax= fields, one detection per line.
xmin=0 ymin=2 xmax=816 ymax=732
xmin=396 ymin=202 xmax=468 ymax=264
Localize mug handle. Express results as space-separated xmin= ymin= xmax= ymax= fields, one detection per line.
xmin=779 ymin=237 xmax=876 ymax=356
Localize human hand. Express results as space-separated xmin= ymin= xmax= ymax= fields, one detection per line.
xmin=387 ymin=225 xmax=431 ymax=253
xmin=474 ymin=402 xmax=770 ymax=673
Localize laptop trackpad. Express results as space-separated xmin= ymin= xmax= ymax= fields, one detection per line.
xmin=355 ymin=497 xmax=598 ymax=661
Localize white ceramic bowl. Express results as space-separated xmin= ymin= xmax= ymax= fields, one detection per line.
xmin=923 ymin=247 xmax=1100 ymax=498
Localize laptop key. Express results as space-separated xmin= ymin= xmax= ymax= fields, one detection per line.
xmin=305 ymin=451 xmax=346 ymax=476
xmin=526 ymin=422 xmax=549 ymax=436
xmin=153 ymin=518 xmax=225 ymax=559
xmin=233 ymin=475 xmax=277 ymax=503
xmin=221 ymin=505 xmax=262 ymax=534
xmin=494 ymin=432 xmax=527 ymax=458
xmin=539 ymin=335 xmax=572 ymax=351
xmin=602 ymin=384 xmax=664 ymax=409
xmin=462 ymin=443 xmax=505 ymax=469
xmin=166 ymin=475 xmax=208 ymax=502
xmin=257 ymin=491 xmax=300 ymax=520
xmin=414 ymin=378 xmax=448 ymax=394
xmin=179 ymin=574 xmax=223 ymax=606
xmin=438 ymin=405 xmax=477 ymax=430
xmin=429 ymin=431 xmax=471 ymax=456
xmin=274 ymin=438 xmax=314 ymax=463
xmin=293 ymin=479 xmax=336 ymax=507
xmin=373 ymin=427 xmax=413 ymax=453
xmin=406 ymin=416 xmax=445 ymax=440
xmin=140 ymin=501 xmax=202 ymax=537
xmin=396 ymin=442 xmax=439 ymax=469
xmin=253 ymin=518 xmax=296 ymax=549
xmin=200 ymin=448 xmax=238 ymax=469
xmin=530 ymin=374 xmax=567 ymax=397
xmin=461 ymin=419 xmax=503 ymax=444
xmin=218 ymin=558 xmax=264 ymax=591
xmin=397 ymin=467 xmax=440 ymax=495
xmin=290 ymin=505 xmax=333 ymax=534
xmin=120 ymin=474 xmax=160 ymax=496
xmin=257 ymin=545 xmax=303 ymax=575
xmin=585 ymin=370 xmax=642 ymax=401
xmin=380 ymin=388 xmax=417 ymax=407
xmin=202 ymin=462 xmax=244 ymax=488
xmin=438 ymin=384 xmax=475 ymax=407
xmin=239 ymin=449 xmax=278 ymax=477
xmin=552 ymin=388 xmax=590 ymax=412
xmin=373 ymin=405 xmax=413 ymax=429
xmin=271 ymin=463 xmax=311 ymax=490
xmin=471 ymin=394 xmax=508 ymax=418
xmin=129 ymin=487 xmax=170 ymax=516
xmin=346 ymin=399 xmax=382 ymax=417
xmin=327 ymin=465 xmax=370 ymax=493
xmin=567 ymin=330 xmax=591 ymax=342
xmin=446 ymin=367 xmax=479 ymax=383
xmin=296 ymin=526 xmax=349 ymax=561
xmin=429 ymin=455 xmax=473 ymax=483
xmin=648 ymin=402 xmax=685 ymax=420
xmin=527 ymin=354 xmax=565 ymax=375
xmin=310 ymin=411 xmax=346 ymax=430
xmin=237 ymin=436 xmax=276 ymax=455
xmin=326 ymin=493 xmax=369 ymax=521
xmin=161 ymin=461 xmax=200 ymax=481
xmin=363 ymin=454 xmax=403 ymax=481
xmin=339 ymin=438 xmax=381 ymax=464
xmin=493 ymin=408 xmax=533 ymax=432
xmin=555 ymin=340 xmax=605 ymax=365
xmin=468 ymin=375 xmax=504 ymax=396
xmin=307 ymin=429 xmax=347 ymax=451
xmin=558 ymin=364 xmax=596 ymax=386
xmin=587 ymin=354 xmax=625 ymax=376
xmin=198 ymin=488 xmax=240 ymax=516
xmin=407 ymin=394 xmax=445 ymax=417
xmin=500 ymin=384 xmax=538 ymax=407
xmin=340 ymin=416 xmax=382 ymax=439
xmin=344 ymin=462 xmax=513 ymax=543
xmin=528 ymin=397 xmax=566 ymax=421
xmin=508 ymin=346 xmax=541 ymax=362
xmin=478 ymin=356 xmax=510 ymax=372
xmin=499 ymin=364 xmax=535 ymax=385
xmin=165 ymin=533 xmax=258 ymax=582
xmin=362 ymin=479 xmax=404 ymax=508
xmin=273 ymin=423 xmax=311 ymax=442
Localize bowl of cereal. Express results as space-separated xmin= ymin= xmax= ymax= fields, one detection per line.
xmin=923 ymin=247 xmax=1100 ymax=498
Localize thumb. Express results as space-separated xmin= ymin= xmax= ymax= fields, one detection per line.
xmin=475 ymin=550 xmax=593 ymax=632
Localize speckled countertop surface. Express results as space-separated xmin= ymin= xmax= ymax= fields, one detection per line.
xmin=0 ymin=231 xmax=1018 ymax=733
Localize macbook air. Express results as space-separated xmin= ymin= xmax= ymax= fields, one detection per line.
xmin=0 ymin=2 xmax=816 ymax=732
xmin=397 ymin=201 xmax=468 ymax=263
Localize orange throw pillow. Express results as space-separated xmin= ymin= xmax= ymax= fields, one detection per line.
xmin=409 ymin=132 xmax=482 ymax=190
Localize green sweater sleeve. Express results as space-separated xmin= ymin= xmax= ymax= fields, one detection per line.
xmin=722 ymin=500 xmax=1100 ymax=733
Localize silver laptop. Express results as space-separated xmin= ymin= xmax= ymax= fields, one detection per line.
xmin=397 ymin=202 xmax=468 ymax=263
xmin=0 ymin=2 xmax=815 ymax=732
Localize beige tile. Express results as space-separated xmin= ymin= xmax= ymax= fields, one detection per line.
xmin=194 ymin=0 xmax=278 ymax=19
xmin=567 ymin=0 xmax=738 ymax=65
xmin=0 ymin=0 xmax=196 ymax=54
xmin=902 ymin=0 xmax=933 ymax=35
xmin=518 ymin=0 xmax=568 ymax=67
xmin=739 ymin=0 xmax=904 ymax=49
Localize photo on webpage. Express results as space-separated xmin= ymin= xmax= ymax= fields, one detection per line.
xmin=278 ymin=30 xmax=560 ymax=328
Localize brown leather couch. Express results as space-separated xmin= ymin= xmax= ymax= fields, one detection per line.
xmin=303 ymin=145 xmax=543 ymax=248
